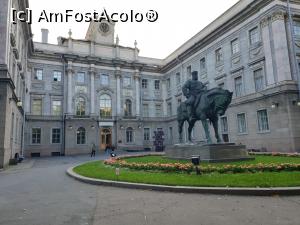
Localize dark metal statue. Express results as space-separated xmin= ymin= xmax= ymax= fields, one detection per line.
xmin=177 ymin=71 xmax=233 ymax=144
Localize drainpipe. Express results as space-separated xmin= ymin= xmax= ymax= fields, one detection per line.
xmin=61 ymin=55 xmax=66 ymax=156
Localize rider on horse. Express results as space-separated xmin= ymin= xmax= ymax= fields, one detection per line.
xmin=182 ymin=71 xmax=207 ymax=121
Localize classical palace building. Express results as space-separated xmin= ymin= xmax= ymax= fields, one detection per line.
xmin=1 ymin=0 xmax=300 ymax=167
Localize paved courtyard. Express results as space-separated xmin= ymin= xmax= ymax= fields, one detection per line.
xmin=1 ymin=152 xmax=300 ymax=225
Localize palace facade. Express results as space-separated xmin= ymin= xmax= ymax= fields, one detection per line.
xmin=1 ymin=0 xmax=300 ymax=167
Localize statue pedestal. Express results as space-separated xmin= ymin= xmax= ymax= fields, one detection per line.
xmin=165 ymin=143 xmax=254 ymax=162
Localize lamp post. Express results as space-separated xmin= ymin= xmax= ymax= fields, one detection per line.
xmin=191 ymin=155 xmax=201 ymax=175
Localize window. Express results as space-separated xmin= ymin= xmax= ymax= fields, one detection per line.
xmin=215 ymin=48 xmax=223 ymax=64
xmin=237 ymin=113 xmax=247 ymax=134
xmin=100 ymin=94 xmax=112 ymax=118
xmin=294 ymin=21 xmax=300 ymax=36
xmin=257 ymin=109 xmax=269 ymax=132
xmin=52 ymin=100 xmax=61 ymax=116
xmin=187 ymin=66 xmax=192 ymax=77
xmin=155 ymin=80 xmax=160 ymax=90
xmin=167 ymin=78 xmax=171 ymax=90
xmin=177 ymin=98 xmax=182 ymax=107
xmin=254 ymin=69 xmax=264 ymax=92
xmin=200 ymin=57 xmax=206 ymax=73
xmin=76 ymin=97 xmax=86 ymax=116
xmin=32 ymin=99 xmax=42 ymax=115
xmin=77 ymin=127 xmax=86 ymax=144
xmin=126 ymin=127 xmax=133 ymax=143
xmin=220 ymin=116 xmax=229 ymax=143
xmin=176 ymin=73 xmax=181 ymax=85
xmin=155 ymin=104 xmax=162 ymax=117
xmin=249 ymin=27 xmax=259 ymax=45
xmin=143 ymin=104 xmax=149 ymax=117
xmin=167 ymin=102 xmax=172 ymax=116
xmin=32 ymin=128 xmax=41 ymax=144
xmin=123 ymin=77 xmax=131 ymax=87
xmin=101 ymin=74 xmax=109 ymax=86
xmin=52 ymin=128 xmax=61 ymax=144
xmin=53 ymin=71 xmax=62 ymax=82
xmin=34 ymin=69 xmax=43 ymax=80
xmin=142 ymin=79 xmax=148 ymax=89
xmin=169 ymin=127 xmax=173 ymax=141
xmin=124 ymin=99 xmax=132 ymax=117
xmin=231 ymin=39 xmax=239 ymax=55
xmin=234 ymin=76 xmax=243 ymax=97
xmin=144 ymin=128 xmax=150 ymax=141
xmin=76 ymin=72 xmax=85 ymax=83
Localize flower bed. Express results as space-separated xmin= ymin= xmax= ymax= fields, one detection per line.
xmin=104 ymin=158 xmax=300 ymax=174
xmin=249 ymin=152 xmax=300 ymax=158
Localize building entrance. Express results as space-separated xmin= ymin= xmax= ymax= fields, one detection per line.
xmin=100 ymin=128 xmax=112 ymax=150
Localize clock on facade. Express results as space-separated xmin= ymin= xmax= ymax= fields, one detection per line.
xmin=99 ymin=22 xmax=110 ymax=34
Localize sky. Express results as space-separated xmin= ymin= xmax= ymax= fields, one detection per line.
xmin=29 ymin=0 xmax=239 ymax=59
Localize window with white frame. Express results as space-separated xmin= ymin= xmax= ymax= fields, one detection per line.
xmin=237 ymin=113 xmax=247 ymax=134
xmin=100 ymin=94 xmax=112 ymax=118
xmin=123 ymin=77 xmax=131 ymax=87
xmin=257 ymin=109 xmax=269 ymax=132
xmin=215 ymin=48 xmax=223 ymax=64
xmin=142 ymin=79 xmax=148 ymax=89
xmin=249 ymin=27 xmax=260 ymax=45
xmin=100 ymin=74 xmax=109 ymax=86
xmin=52 ymin=100 xmax=61 ymax=116
xmin=176 ymin=73 xmax=181 ymax=85
xmin=52 ymin=128 xmax=61 ymax=144
xmin=144 ymin=128 xmax=150 ymax=141
xmin=76 ymin=72 xmax=85 ymax=83
xmin=124 ymin=99 xmax=132 ymax=116
xmin=234 ymin=76 xmax=243 ymax=97
xmin=77 ymin=127 xmax=86 ymax=144
xmin=254 ymin=69 xmax=264 ymax=92
xmin=143 ymin=104 xmax=149 ymax=117
xmin=155 ymin=80 xmax=160 ymax=90
xmin=167 ymin=102 xmax=172 ymax=116
xmin=200 ymin=57 xmax=206 ymax=73
xmin=155 ymin=104 xmax=162 ymax=117
xmin=34 ymin=69 xmax=43 ymax=81
xmin=75 ymin=97 xmax=86 ymax=116
xmin=32 ymin=128 xmax=41 ymax=144
xmin=53 ymin=71 xmax=62 ymax=82
xmin=231 ymin=39 xmax=239 ymax=55
xmin=126 ymin=127 xmax=133 ymax=143
xmin=32 ymin=99 xmax=42 ymax=115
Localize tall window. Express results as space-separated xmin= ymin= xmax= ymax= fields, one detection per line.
xmin=52 ymin=100 xmax=61 ymax=116
xmin=200 ymin=57 xmax=206 ymax=73
xmin=177 ymin=98 xmax=182 ymax=107
xmin=76 ymin=72 xmax=85 ymax=83
xmin=155 ymin=80 xmax=160 ymax=90
xmin=257 ymin=109 xmax=269 ymax=132
xmin=76 ymin=97 xmax=86 ymax=116
xmin=234 ymin=76 xmax=243 ymax=97
xmin=144 ymin=128 xmax=150 ymax=141
xmin=126 ymin=127 xmax=133 ymax=143
xmin=231 ymin=39 xmax=239 ymax=55
xmin=142 ymin=79 xmax=148 ymax=89
xmin=123 ymin=77 xmax=131 ymax=87
xmin=32 ymin=99 xmax=42 ymax=115
xmin=32 ymin=128 xmax=41 ymax=144
xmin=167 ymin=102 xmax=172 ymax=116
xmin=237 ymin=113 xmax=247 ymax=134
xmin=167 ymin=78 xmax=171 ymax=90
xmin=176 ymin=73 xmax=181 ymax=85
xmin=215 ymin=48 xmax=223 ymax=64
xmin=77 ymin=127 xmax=86 ymax=144
xmin=100 ymin=94 xmax=112 ymax=118
xmin=155 ymin=104 xmax=162 ymax=117
xmin=249 ymin=27 xmax=259 ymax=45
xmin=169 ymin=127 xmax=173 ymax=141
xmin=187 ymin=66 xmax=192 ymax=77
xmin=101 ymin=74 xmax=109 ymax=86
xmin=220 ymin=116 xmax=229 ymax=143
xmin=124 ymin=99 xmax=132 ymax=117
xmin=34 ymin=69 xmax=43 ymax=80
xmin=143 ymin=104 xmax=149 ymax=117
xmin=53 ymin=71 xmax=62 ymax=82
xmin=52 ymin=128 xmax=61 ymax=144
xmin=254 ymin=69 xmax=264 ymax=92
xmin=294 ymin=21 xmax=300 ymax=36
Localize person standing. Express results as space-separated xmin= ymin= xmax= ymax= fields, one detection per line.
xmin=91 ymin=143 xmax=96 ymax=157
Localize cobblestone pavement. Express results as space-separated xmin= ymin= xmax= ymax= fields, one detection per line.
xmin=0 ymin=152 xmax=300 ymax=225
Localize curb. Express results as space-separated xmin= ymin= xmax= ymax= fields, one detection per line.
xmin=66 ymin=166 xmax=300 ymax=196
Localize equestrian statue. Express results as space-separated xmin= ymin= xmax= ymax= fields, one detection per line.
xmin=177 ymin=71 xmax=233 ymax=144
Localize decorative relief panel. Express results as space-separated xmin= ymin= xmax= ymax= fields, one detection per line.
xmin=123 ymin=89 xmax=133 ymax=97
xmin=52 ymin=84 xmax=63 ymax=92
xmin=32 ymin=82 xmax=45 ymax=90
xmin=249 ymin=45 xmax=263 ymax=60
xmin=231 ymin=55 xmax=241 ymax=67
xmin=75 ymin=86 xmax=87 ymax=94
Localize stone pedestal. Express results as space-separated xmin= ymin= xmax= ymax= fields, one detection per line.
xmin=165 ymin=143 xmax=254 ymax=162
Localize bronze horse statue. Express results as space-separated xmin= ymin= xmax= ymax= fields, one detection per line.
xmin=177 ymin=88 xmax=233 ymax=144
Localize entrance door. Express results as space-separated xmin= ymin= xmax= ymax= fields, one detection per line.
xmin=100 ymin=128 xmax=112 ymax=150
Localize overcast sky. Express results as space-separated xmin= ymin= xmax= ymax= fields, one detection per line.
xmin=29 ymin=0 xmax=239 ymax=59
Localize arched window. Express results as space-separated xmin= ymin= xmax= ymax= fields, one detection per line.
xmin=76 ymin=97 xmax=86 ymax=116
xmin=77 ymin=127 xmax=86 ymax=144
xmin=124 ymin=99 xmax=132 ymax=117
xmin=100 ymin=94 xmax=112 ymax=118
xmin=126 ymin=127 xmax=133 ymax=143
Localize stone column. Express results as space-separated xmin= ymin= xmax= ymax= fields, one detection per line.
xmin=162 ymin=79 xmax=167 ymax=116
xmin=115 ymin=67 xmax=122 ymax=116
xmin=134 ymin=69 xmax=141 ymax=117
xmin=67 ymin=62 xmax=73 ymax=114
xmin=89 ymin=65 xmax=95 ymax=115
xmin=271 ymin=11 xmax=292 ymax=81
